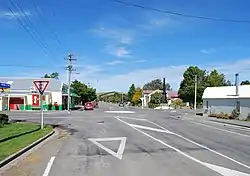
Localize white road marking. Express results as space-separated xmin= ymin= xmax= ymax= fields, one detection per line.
xmin=115 ymin=117 xmax=250 ymax=175
xmin=188 ymin=120 xmax=250 ymax=138
xmin=116 ymin=116 xmax=147 ymax=121
xmin=146 ymin=120 xmax=250 ymax=169
xmin=170 ymin=110 xmax=176 ymax=112
xmin=202 ymin=120 xmax=250 ymax=131
xmin=203 ymin=162 xmax=250 ymax=176
xmin=129 ymin=124 xmax=174 ymax=134
xmin=88 ymin=137 xmax=127 ymax=160
xmin=42 ymin=156 xmax=56 ymax=176
xmin=105 ymin=111 xmax=135 ymax=114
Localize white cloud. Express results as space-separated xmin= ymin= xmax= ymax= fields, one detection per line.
xmin=135 ymin=59 xmax=146 ymax=63
xmin=104 ymin=45 xmax=131 ymax=58
xmin=93 ymin=58 xmax=250 ymax=92
xmin=0 ymin=11 xmax=31 ymax=19
xmin=93 ymin=27 xmax=134 ymax=45
xmin=200 ymin=48 xmax=217 ymax=54
xmin=106 ymin=60 xmax=125 ymax=66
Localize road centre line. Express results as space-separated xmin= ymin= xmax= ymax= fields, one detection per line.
xmin=145 ymin=119 xmax=250 ymax=169
xmin=115 ymin=117 xmax=250 ymax=175
xmin=42 ymin=156 xmax=55 ymax=176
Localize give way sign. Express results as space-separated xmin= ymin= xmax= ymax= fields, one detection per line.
xmin=33 ymin=80 xmax=49 ymax=95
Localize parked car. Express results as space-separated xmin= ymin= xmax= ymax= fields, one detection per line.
xmin=119 ymin=102 xmax=124 ymax=107
xmin=84 ymin=102 xmax=94 ymax=110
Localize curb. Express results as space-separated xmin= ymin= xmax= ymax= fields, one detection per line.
xmin=0 ymin=129 xmax=55 ymax=168
xmin=210 ymin=120 xmax=250 ymax=128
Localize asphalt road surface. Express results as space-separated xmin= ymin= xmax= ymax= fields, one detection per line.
xmin=2 ymin=103 xmax=250 ymax=176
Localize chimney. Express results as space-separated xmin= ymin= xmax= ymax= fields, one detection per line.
xmin=235 ymin=73 xmax=239 ymax=96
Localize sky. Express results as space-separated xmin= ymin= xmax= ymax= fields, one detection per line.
xmin=1 ymin=0 xmax=250 ymax=92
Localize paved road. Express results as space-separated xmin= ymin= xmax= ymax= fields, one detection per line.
xmin=2 ymin=103 xmax=250 ymax=176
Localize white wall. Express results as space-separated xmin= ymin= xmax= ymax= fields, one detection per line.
xmin=203 ymin=98 xmax=250 ymax=119
xmin=51 ymin=92 xmax=62 ymax=104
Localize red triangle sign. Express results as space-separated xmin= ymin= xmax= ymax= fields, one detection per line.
xmin=33 ymin=80 xmax=49 ymax=95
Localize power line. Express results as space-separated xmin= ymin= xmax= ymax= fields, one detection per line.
xmin=109 ymin=0 xmax=250 ymax=23
xmin=32 ymin=2 xmax=61 ymax=45
xmin=7 ymin=0 xmax=57 ymax=60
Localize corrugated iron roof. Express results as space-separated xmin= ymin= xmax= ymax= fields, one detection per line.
xmin=0 ymin=77 xmax=62 ymax=92
xmin=202 ymin=85 xmax=250 ymax=99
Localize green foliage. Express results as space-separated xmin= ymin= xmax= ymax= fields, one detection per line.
xmin=172 ymin=98 xmax=183 ymax=108
xmin=0 ymin=114 xmax=9 ymax=127
xmin=178 ymin=66 xmax=231 ymax=103
xmin=143 ymin=79 xmax=171 ymax=90
xmin=209 ymin=112 xmax=229 ymax=119
xmin=241 ymin=80 xmax=250 ymax=85
xmin=231 ymin=109 xmax=240 ymax=119
xmin=128 ymin=84 xmax=136 ymax=101
xmin=71 ymin=79 xmax=97 ymax=104
xmin=148 ymin=102 xmax=159 ymax=109
xmin=132 ymin=87 xmax=142 ymax=106
xmin=150 ymin=92 xmax=162 ymax=104
xmin=44 ymin=72 xmax=59 ymax=79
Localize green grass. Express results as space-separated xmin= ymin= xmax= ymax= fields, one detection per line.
xmin=0 ymin=124 xmax=52 ymax=161
xmin=0 ymin=123 xmax=40 ymax=141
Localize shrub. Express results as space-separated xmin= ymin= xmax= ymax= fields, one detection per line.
xmin=230 ymin=109 xmax=240 ymax=119
xmin=148 ymin=102 xmax=160 ymax=109
xmin=0 ymin=113 xmax=9 ymax=127
xmin=208 ymin=112 xmax=229 ymax=119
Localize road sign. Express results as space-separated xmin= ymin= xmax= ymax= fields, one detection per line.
xmin=32 ymin=94 xmax=40 ymax=106
xmin=0 ymin=83 xmax=10 ymax=89
xmin=33 ymin=80 xmax=49 ymax=95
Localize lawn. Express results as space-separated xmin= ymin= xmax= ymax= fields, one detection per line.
xmin=0 ymin=123 xmax=52 ymax=161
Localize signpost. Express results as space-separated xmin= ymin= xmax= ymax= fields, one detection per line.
xmin=33 ymin=80 xmax=49 ymax=129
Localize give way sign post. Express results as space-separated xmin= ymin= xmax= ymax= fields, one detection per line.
xmin=33 ymin=80 xmax=49 ymax=129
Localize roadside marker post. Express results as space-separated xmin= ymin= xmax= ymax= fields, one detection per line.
xmin=33 ymin=80 xmax=49 ymax=129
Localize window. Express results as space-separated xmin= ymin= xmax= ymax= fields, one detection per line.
xmin=236 ymin=101 xmax=240 ymax=112
xmin=206 ymin=101 xmax=208 ymax=109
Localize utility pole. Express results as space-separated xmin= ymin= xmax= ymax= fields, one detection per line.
xmin=65 ymin=54 xmax=76 ymax=111
xmin=194 ymin=75 xmax=197 ymax=110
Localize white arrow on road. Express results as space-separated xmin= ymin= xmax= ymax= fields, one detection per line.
xmin=88 ymin=137 xmax=127 ymax=160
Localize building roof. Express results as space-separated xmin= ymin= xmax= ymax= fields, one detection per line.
xmin=0 ymin=77 xmax=62 ymax=92
xmin=143 ymin=89 xmax=179 ymax=98
xmin=202 ymin=85 xmax=250 ymax=99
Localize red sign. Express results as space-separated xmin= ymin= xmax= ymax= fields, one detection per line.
xmin=33 ymin=80 xmax=49 ymax=95
xmin=32 ymin=94 xmax=40 ymax=106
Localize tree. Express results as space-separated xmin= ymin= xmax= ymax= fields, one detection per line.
xmin=143 ymin=79 xmax=171 ymax=90
xmin=132 ymin=87 xmax=142 ymax=106
xmin=71 ymin=79 xmax=97 ymax=104
xmin=241 ymin=80 xmax=250 ymax=85
xmin=150 ymin=92 xmax=162 ymax=104
xmin=128 ymin=84 xmax=136 ymax=101
xmin=44 ymin=72 xmax=59 ymax=79
xmin=205 ymin=70 xmax=228 ymax=87
xmin=178 ymin=66 xmax=207 ymax=103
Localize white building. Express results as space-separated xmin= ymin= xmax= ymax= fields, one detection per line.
xmin=202 ymin=85 xmax=250 ymax=120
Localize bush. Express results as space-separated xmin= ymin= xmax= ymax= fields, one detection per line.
xmin=230 ymin=109 xmax=240 ymax=119
xmin=208 ymin=112 xmax=229 ymax=119
xmin=148 ymin=102 xmax=160 ymax=109
xmin=0 ymin=114 xmax=9 ymax=127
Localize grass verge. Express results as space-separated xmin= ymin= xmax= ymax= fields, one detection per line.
xmin=0 ymin=123 xmax=52 ymax=161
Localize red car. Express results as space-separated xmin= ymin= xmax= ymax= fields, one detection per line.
xmin=84 ymin=102 xmax=94 ymax=110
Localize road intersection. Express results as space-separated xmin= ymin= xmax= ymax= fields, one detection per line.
xmin=2 ymin=103 xmax=250 ymax=176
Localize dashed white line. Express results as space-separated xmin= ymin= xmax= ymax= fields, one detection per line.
xmin=42 ymin=156 xmax=55 ymax=176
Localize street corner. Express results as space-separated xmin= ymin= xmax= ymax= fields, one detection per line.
xmin=1 ymin=127 xmax=70 ymax=176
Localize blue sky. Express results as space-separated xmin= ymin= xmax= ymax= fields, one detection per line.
xmin=1 ymin=0 xmax=250 ymax=92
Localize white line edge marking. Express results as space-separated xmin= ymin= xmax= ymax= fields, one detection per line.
xmin=116 ymin=116 xmax=147 ymax=121
xmin=146 ymin=119 xmax=250 ymax=169
xmin=189 ymin=120 xmax=250 ymax=138
xmin=202 ymin=120 xmax=250 ymax=131
xmin=129 ymin=123 xmax=174 ymax=134
xmin=115 ymin=117 xmax=250 ymax=175
xmin=88 ymin=137 xmax=127 ymax=160
xmin=42 ymin=156 xmax=56 ymax=176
